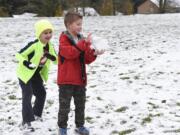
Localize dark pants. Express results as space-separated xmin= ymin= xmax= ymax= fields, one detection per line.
xmin=58 ymin=85 xmax=86 ymax=128
xmin=19 ymin=73 xmax=46 ymax=123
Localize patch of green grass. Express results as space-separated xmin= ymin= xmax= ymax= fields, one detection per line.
xmin=176 ymin=102 xmax=180 ymax=106
xmin=1 ymin=97 xmax=6 ymax=101
xmin=7 ymin=120 xmax=16 ymax=125
xmin=134 ymin=76 xmax=140 ymax=80
xmin=156 ymin=86 xmax=162 ymax=89
xmin=16 ymin=33 xmax=21 ymax=37
xmin=141 ymin=115 xmax=152 ymax=125
xmin=141 ymin=113 xmax=162 ymax=126
xmin=4 ymin=79 xmax=11 ymax=83
xmin=100 ymin=110 xmax=105 ymax=113
xmin=120 ymin=77 xmax=130 ymax=80
xmin=161 ymin=100 xmax=166 ymax=103
xmin=0 ymin=118 xmax=4 ymax=121
xmin=147 ymin=102 xmax=159 ymax=109
xmin=127 ymin=80 xmax=133 ymax=84
xmin=101 ymin=70 xmax=108 ymax=72
xmin=111 ymin=130 xmax=119 ymax=134
xmin=132 ymin=101 xmax=137 ymax=105
xmin=8 ymin=95 xmax=16 ymax=100
xmin=164 ymin=129 xmax=180 ymax=133
xmin=153 ymin=113 xmax=162 ymax=117
xmin=120 ymin=120 xmax=127 ymax=124
xmin=91 ymin=71 xmax=96 ymax=74
xmin=158 ymin=71 xmax=164 ymax=74
xmin=115 ymin=106 xmax=128 ymax=113
xmin=46 ymin=99 xmax=54 ymax=107
xmin=119 ymin=73 xmax=124 ymax=76
xmin=97 ymin=97 xmax=103 ymax=100
xmin=105 ymin=104 xmax=114 ymax=110
xmin=119 ymin=128 xmax=136 ymax=135
xmin=85 ymin=116 xmax=94 ymax=124
xmin=89 ymin=85 xmax=96 ymax=88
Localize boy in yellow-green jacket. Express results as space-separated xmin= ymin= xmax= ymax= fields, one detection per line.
xmin=16 ymin=19 xmax=57 ymax=132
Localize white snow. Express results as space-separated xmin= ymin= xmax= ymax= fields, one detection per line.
xmin=13 ymin=13 xmax=37 ymax=18
xmin=1 ymin=13 xmax=180 ymax=135
xmin=151 ymin=0 xmax=159 ymax=7
xmin=151 ymin=0 xmax=180 ymax=7
xmin=174 ymin=0 xmax=180 ymax=6
xmin=64 ymin=7 xmax=99 ymax=16
xmin=79 ymin=7 xmax=99 ymax=16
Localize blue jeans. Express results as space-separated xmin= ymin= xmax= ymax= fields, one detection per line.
xmin=19 ymin=73 xmax=46 ymax=123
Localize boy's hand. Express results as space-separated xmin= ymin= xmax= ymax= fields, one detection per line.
xmin=23 ymin=60 xmax=36 ymax=70
xmin=44 ymin=53 xmax=56 ymax=61
xmin=85 ymin=33 xmax=92 ymax=44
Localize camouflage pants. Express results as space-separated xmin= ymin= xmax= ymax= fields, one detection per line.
xmin=58 ymin=85 xmax=86 ymax=128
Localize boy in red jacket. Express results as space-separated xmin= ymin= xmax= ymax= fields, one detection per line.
xmin=57 ymin=12 xmax=104 ymax=135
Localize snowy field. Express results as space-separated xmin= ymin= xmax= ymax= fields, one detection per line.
xmin=1 ymin=14 xmax=180 ymax=135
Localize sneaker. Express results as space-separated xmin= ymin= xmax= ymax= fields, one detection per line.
xmin=21 ymin=122 xmax=35 ymax=132
xmin=75 ymin=126 xmax=89 ymax=135
xmin=34 ymin=115 xmax=43 ymax=122
xmin=59 ymin=128 xmax=67 ymax=135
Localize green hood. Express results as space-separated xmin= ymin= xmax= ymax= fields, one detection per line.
xmin=35 ymin=19 xmax=54 ymax=38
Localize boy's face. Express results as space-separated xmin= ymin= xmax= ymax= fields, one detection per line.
xmin=39 ymin=29 xmax=52 ymax=44
xmin=68 ymin=19 xmax=82 ymax=36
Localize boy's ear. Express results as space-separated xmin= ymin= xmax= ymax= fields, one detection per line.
xmin=66 ymin=23 xmax=71 ymax=28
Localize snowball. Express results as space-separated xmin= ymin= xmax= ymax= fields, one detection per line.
xmin=91 ymin=35 xmax=109 ymax=52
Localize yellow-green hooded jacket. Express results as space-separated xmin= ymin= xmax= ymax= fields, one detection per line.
xmin=16 ymin=19 xmax=57 ymax=84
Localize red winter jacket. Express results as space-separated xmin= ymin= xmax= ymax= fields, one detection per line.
xmin=57 ymin=32 xmax=96 ymax=86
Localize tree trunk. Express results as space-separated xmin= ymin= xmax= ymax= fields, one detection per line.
xmin=163 ymin=0 xmax=167 ymax=12
xmin=159 ymin=0 xmax=167 ymax=13
xmin=112 ymin=0 xmax=116 ymax=15
xmin=82 ymin=0 xmax=85 ymax=16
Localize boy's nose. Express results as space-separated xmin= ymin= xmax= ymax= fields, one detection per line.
xmin=47 ymin=33 xmax=52 ymax=37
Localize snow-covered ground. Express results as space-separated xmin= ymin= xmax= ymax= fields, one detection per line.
xmin=1 ymin=13 xmax=180 ymax=135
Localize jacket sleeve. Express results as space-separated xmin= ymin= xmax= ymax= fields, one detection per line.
xmin=84 ymin=44 xmax=97 ymax=64
xmin=59 ymin=35 xmax=86 ymax=59
xmin=15 ymin=44 xmax=34 ymax=63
